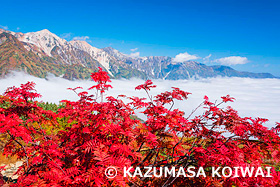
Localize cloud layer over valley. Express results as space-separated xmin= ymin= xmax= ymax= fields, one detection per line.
xmin=1 ymin=72 xmax=279 ymax=128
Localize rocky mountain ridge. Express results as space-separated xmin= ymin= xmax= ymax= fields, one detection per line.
xmin=0 ymin=28 xmax=276 ymax=80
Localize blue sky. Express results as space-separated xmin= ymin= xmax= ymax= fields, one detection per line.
xmin=1 ymin=0 xmax=280 ymax=76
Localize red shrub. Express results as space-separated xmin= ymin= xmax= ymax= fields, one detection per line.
xmin=0 ymin=68 xmax=279 ymax=186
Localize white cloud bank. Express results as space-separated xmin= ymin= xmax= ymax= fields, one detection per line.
xmin=214 ymin=56 xmax=249 ymax=65
xmin=72 ymin=36 xmax=90 ymax=41
xmin=0 ymin=72 xmax=280 ymax=128
xmin=173 ymin=52 xmax=200 ymax=63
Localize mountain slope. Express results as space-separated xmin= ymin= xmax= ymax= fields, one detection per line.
xmin=0 ymin=28 xmax=276 ymax=80
xmin=211 ymin=65 xmax=275 ymax=78
xmin=70 ymin=41 xmax=146 ymax=79
xmin=103 ymin=47 xmax=276 ymax=79
xmin=0 ymin=32 xmax=104 ymax=80
xmin=18 ymin=29 xmax=105 ymax=69
xmin=0 ymin=29 xmax=146 ymax=79
xmin=0 ymin=32 xmax=63 ymax=77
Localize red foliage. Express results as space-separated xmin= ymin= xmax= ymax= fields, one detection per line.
xmin=135 ymin=79 xmax=156 ymax=91
xmin=89 ymin=67 xmax=112 ymax=93
xmin=0 ymin=68 xmax=279 ymax=186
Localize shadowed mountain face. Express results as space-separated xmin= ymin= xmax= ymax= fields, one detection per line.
xmin=0 ymin=28 xmax=276 ymax=80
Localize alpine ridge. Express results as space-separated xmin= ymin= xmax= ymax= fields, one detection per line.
xmin=0 ymin=28 xmax=276 ymax=80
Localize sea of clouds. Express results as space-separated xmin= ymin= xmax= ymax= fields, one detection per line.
xmin=1 ymin=72 xmax=280 ymax=128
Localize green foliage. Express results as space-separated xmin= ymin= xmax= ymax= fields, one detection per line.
xmin=37 ymin=102 xmax=65 ymax=113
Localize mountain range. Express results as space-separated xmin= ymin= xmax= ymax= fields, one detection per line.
xmin=0 ymin=28 xmax=276 ymax=80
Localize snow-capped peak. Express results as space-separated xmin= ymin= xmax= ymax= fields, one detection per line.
xmin=18 ymin=29 xmax=67 ymax=56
